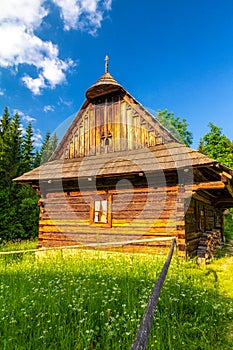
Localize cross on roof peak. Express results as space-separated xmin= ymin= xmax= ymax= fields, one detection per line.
xmin=105 ymin=55 xmax=109 ymax=73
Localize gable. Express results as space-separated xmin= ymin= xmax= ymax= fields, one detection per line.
xmin=50 ymin=73 xmax=178 ymax=161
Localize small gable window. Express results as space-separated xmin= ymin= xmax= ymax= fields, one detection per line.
xmin=90 ymin=195 xmax=112 ymax=227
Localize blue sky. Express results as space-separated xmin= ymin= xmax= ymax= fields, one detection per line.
xmin=1 ymin=0 xmax=233 ymax=149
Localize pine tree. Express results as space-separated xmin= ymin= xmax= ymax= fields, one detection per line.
xmin=0 ymin=106 xmax=10 ymax=137
xmin=8 ymin=111 xmax=22 ymax=183
xmin=21 ymin=122 xmax=34 ymax=173
xmin=0 ymin=109 xmax=23 ymax=242
xmin=34 ymin=149 xmax=41 ymax=168
xmin=32 ymin=131 xmax=58 ymax=167
xmin=0 ymin=108 xmax=40 ymax=243
xmin=0 ymin=107 xmax=11 ymax=187
xmin=47 ymin=132 xmax=58 ymax=159
xmin=40 ymin=131 xmax=58 ymax=164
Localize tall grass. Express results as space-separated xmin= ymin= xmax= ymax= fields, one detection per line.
xmin=0 ymin=248 xmax=232 ymax=349
xmin=0 ymin=239 xmax=37 ymax=252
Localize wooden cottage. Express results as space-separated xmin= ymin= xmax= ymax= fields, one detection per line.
xmin=14 ymin=64 xmax=233 ymax=257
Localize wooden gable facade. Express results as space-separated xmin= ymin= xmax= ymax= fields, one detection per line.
xmin=14 ymin=69 xmax=233 ymax=257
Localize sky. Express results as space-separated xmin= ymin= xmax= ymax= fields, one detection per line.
xmin=1 ymin=0 xmax=233 ymax=149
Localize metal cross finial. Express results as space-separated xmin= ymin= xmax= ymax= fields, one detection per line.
xmin=105 ymin=55 xmax=109 ymax=73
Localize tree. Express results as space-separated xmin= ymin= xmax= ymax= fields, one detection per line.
xmin=21 ymin=122 xmax=34 ymax=173
xmin=8 ymin=111 xmax=22 ymax=183
xmin=0 ymin=106 xmax=10 ymax=137
xmin=0 ymin=110 xmax=23 ymax=188
xmin=32 ymin=131 xmax=58 ymax=167
xmin=33 ymin=149 xmax=41 ymax=168
xmin=40 ymin=131 xmax=58 ymax=164
xmin=199 ymin=123 xmax=233 ymax=241
xmin=198 ymin=122 xmax=233 ymax=168
xmin=0 ymin=107 xmax=11 ymax=187
xmin=0 ymin=108 xmax=40 ymax=243
xmin=157 ymin=109 xmax=193 ymax=147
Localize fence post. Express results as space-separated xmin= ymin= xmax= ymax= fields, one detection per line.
xmin=130 ymin=238 xmax=176 ymax=350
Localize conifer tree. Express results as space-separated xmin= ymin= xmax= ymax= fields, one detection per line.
xmin=0 ymin=107 xmax=10 ymax=136
xmin=39 ymin=130 xmax=50 ymax=164
xmin=8 ymin=111 xmax=22 ymax=183
xmin=40 ymin=131 xmax=58 ymax=164
xmin=21 ymin=122 xmax=34 ymax=173
xmin=0 ymin=108 xmax=40 ymax=243
xmin=34 ymin=149 xmax=41 ymax=168
xmin=0 ymin=107 xmax=11 ymax=187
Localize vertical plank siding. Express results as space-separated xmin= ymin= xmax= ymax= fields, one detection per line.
xmin=62 ymin=97 xmax=158 ymax=160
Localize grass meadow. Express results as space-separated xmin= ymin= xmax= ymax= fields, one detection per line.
xmin=0 ymin=242 xmax=232 ymax=350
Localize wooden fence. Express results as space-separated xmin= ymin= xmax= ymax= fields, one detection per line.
xmin=0 ymin=237 xmax=175 ymax=256
xmin=130 ymin=238 xmax=176 ymax=350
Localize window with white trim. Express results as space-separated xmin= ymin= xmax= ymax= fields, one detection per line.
xmin=90 ymin=195 xmax=112 ymax=227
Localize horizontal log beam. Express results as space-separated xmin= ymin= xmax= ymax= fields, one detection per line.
xmin=214 ymin=198 xmax=233 ymax=207
xmin=221 ymin=171 xmax=232 ymax=180
xmin=189 ymin=181 xmax=225 ymax=191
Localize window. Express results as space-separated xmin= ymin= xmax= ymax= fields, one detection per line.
xmin=90 ymin=195 xmax=112 ymax=227
xmin=94 ymin=199 xmax=107 ymax=223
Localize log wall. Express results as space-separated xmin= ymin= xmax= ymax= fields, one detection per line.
xmin=185 ymin=196 xmax=223 ymax=256
xmin=38 ymin=176 xmax=186 ymax=254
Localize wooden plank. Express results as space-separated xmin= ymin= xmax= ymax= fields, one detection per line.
xmin=127 ymin=107 xmax=134 ymax=150
xmin=79 ymin=124 xmax=84 ymax=157
xmin=114 ymin=100 xmax=121 ymax=151
xmin=192 ymin=192 xmax=212 ymax=205
xmin=186 ymin=181 xmax=225 ymax=191
xmin=120 ymin=101 xmax=127 ymax=150
xmin=100 ymin=105 xmax=105 ymax=154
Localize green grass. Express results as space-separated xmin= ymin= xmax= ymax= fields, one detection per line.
xmin=0 ymin=247 xmax=232 ymax=349
xmin=0 ymin=239 xmax=38 ymax=252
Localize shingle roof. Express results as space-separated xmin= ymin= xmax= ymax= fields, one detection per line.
xmin=14 ymin=142 xmax=219 ymax=183
xmin=85 ymin=72 xmax=124 ymax=99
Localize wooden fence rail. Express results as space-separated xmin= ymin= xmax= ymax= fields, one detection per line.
xmin=130 ymin=238 xmax=176 ymax=350
xmin=0 ymin=237 xmax=176 ymax=256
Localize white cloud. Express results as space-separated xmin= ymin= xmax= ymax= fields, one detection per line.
xmin=52 ymin=0 xmax=112 ymax=34
xmin=0 ymin=90 xmax=4 ymax=96
xmin=13 ymin=109 xmax=36 ymax=123
xmin=22 ymin=74 xmax=46 ymax=95
xmin=103 ymin=0 xmax=112 ymax=11
xmin=0 ymin=0 xmax=111 ymax=94
xmin=52 ymin=0 xmax=81 ymax=30
xmin=0 ymin=0 xmax=47 ymax=28
xmin=33 ymin=128 xmax=43 ymax=147
xmin=22 ymin=114 xmax=37 ymax=123
xmin=58 ymin=97 xmax=72 ymax=107
xmin=43 ymin=105 xmax=55 ymax=112
xmin=0 ymin=0 xmax=74 ymax=94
